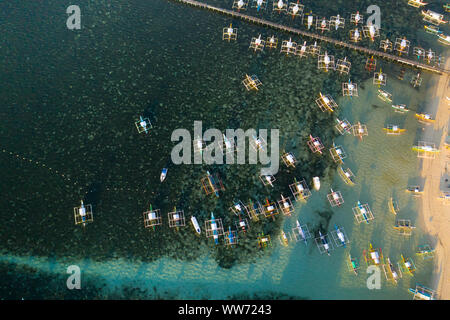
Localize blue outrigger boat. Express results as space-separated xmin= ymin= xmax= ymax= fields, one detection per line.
xmin=210 ymin=212 xmax=220 ymax=245
xmin=334 ymin=224 xmax=347 ymax=247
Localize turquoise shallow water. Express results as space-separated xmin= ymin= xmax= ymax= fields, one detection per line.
xmin=0 ymin=0 xmax=448 ymax=299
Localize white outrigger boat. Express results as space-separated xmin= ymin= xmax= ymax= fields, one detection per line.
xmin=292 ymin=220 xmax=311 ymax=244
xmin=160 ymin=168 xmax=168 ymax=182
xmin=190 ymin=216 xmax=201 ymax=235
xmin=313 ymin=176 xmax=320 ymax=190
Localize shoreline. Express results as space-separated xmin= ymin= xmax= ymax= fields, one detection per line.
xmin=419 ymin=56 xmax=450 ymax=300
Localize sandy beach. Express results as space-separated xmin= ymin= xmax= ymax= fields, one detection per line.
xmin=419 ymin=58 xmax=450 ymax=300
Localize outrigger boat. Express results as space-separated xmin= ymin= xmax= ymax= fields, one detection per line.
xmin=409 ymin=284 xmax=435 ymax=300
xmin=394 ymin=219 xmax=416 ymax=236
xmin=313 ymin=177 xmax=320 ymax=191
xmin=338 ymin=166 xmax=355 ymax=186
xmin=363 ymin=243 xmax=383 ymax=266
xmin=412 ymin=143 xmax=439 ymax=154
xmin=406 ymin=185 xmax=423 ymax=196
xmin=424 ymin=25 xmax=442 ymax=35
xmin=292 ymin=220 xmax=311 ymax=244
xmin=135 ymin=115 xmax=152 ymax=134
xmin=411 ymin=73 xmax=423 ymax=88
xmin=327 ymin=188 xmax=344 ymax=207
xmin=224 ymin=226 xmax=238 ymax=246
xmin=383 ymin=124 xmax=406 ymax=135
xmin=257 ymin=232 xmax=272 ymax=249
xmin=190 ymin=216 xmax=201 ymax=235
xmin=316 ymin=231 xmax=332 ymax=256
xmin=445 ymin=3 xmax=450 ymax=12
xmin=307 ymin=134 xmax=324 ymax=154
xmin=251 ymin=0 xmax=267 ymax=12
xmin=352 ymin=201 xmax=374 ymax=224
xmin=143 ymin=204 xmax=162 ymax=230
xmin=331 ymin=225 xmax=348 ymax=248
xmin=350 ymin=11 xmax=363 ymax=25
xmin=392 ymin=104 xmax=409 ymax=113
xmin=416 ymin=244 xmax=435 ymax=260
xmin=235 ymin=213 xmax=249 ymax=233
xmin=400 ymin=254 xmax=416 ymax=276
xmin=74 ymin=200 xmax=93 ymax=227
xmin=377 ymin=89 xmax=392 ymax=103
xmin=408 ymin=0 xmax=428 ymax=8
xmin=201 ymin=170 xmax=225 ymax=197
xmin=280 ymin=230 xmax=289 ymax=247
xmin=289 ymin=178 xmax=312 ymax=201
xmin=232 ymin=0 xmax=248 ymax=11
xmin=352 ymin=121 xmax=368 ymax=141
xmin=415 ymin=113 xmax=435 ymax=123
xmin=335 ymin=118 xmax=351 ymax=135
xmin=388 ymin=197 xmax=400 ymax=215
xmin=347 ymin=254 xmax=360 ymax=275
xmin=383 ymin=257 xmax=401 ymax=284
xmin=160 ymin=168 xmax=168 ymax=182
xmin=421 ymin=10 xmax=447 ymax=25
xmin=438 ymin=33 xmax=450 ymax=45
xmin=278 ymin=194 xmax=294 ymax=216
xmin=207 ymin=212 xmax=222 ymax=245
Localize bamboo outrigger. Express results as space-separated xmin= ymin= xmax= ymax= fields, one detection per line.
xmin=296 ymin=41 xmax=308 ymax=58
xmin=242 ymin=74 xmax=262 ymax=91
xmin=342 ymin=79 xmax=358 ymax=97
xmin=262 ymin=198 xmax=279 ymax=220
xmin=380 ymin=39 xmax=393 ymax=52
xmin=232 ymin=0 xmax=248 ymax=11
xmin=438 ymin=33 xmax=450 ymax=45
xmin=394 ymin=219 xmax=416 ymax=236
xmin=318 ymin=52 xmax=335 ymax=71
xmin=224 ymin=226 xmax=238 ymax=246
xmin=400 ymin=254 xmax=416 ymax=276
xmin=273 ymin=0 xmax=287 ymax=13
xmin=143 ymin=204 xmax=162 ymax=230
xmin=409 ymin=284 xmax=435 ymax=300
xmin=327 ymin=188 xmax=344 ymax=207
xmin=201 ymin=170 xmax=225 ymax=197
xmin=292 ymin=220 xmax=311 ymax=244
xmin=365 ymin=56 xmax=376 ymax=72
xmin=250 ymin=134 xmax=266 ymax=151
xmin=377 ymin=89 xmax=392 ymax=102
xmin=235 ymin=213 xmax=249 ymax=233
xmin=363 ymin=243 xmax=383 ymax=266
xmin=347 ymin=253 xmax=360 ymax=275
xmin=416 ymin=244 xmax=435 ymax=260
xmin=205 ymin=212 xmax=224 ymax=245
xmin=425 ymin=48 xmax=436 ymax=64
xmin=230 ymin=200 xmax=248 ymax=216
xmin=249 ymin=34 xmax=265 ymax=52
xmin=329 ymin=143 xmax=346 ymax=163
xmin=73 ymin=200 xmax=93 ymax=226
xmin=289 ymin=178 xmax=312 ymax=202
xmin=395 ymin=37 xmax=410 ymax=56
xmin=408 ymin=0 xmax=428 ymax=8
xmin=388 ymin=197 xmax=400 ymax=215
xmin=307 ymin=134 xmax=324 ymax=154
xmin=257 ymin=232 xmax=272 ymax=249
xmin=266 ymin=35 xmax=278 ymax=49
xmin=373 ymin=68 xmax=387 ymax=86
xmin=392 ymin=104 xmax=409 ymax=113
xmin=335 ymin=118 xmax=352 ymax=134
xmin=222 ymin=23 xmax=238 ymax=41
xmin=331 ymin=225 xmax=349 ymax=247
xmin=287 ymin=1 xmax=304 ymax=19
xmin=349 ymin=28 xmax=362 ymax=43
xmin=246 ymin=199 xmax=263 ymax=222
xmin=338 ymin=166 xmax=355 ymax=186
xmin=415 ymin=113 xmax=435 ymax=124
xmin=260 ymin=174 xmax=276 ymax=187
xmin=350 ymin=11 xmax=363 ymax=25
xmin=168 ymin=207 xmax=186 ymax=229
xmin=352 ymin=201 xmax=375 ymax=224
xmin=282 ymin=152 xmax=297 ymax=168
xmin=351 ymin=121 xmax=368 ymax=141
xmin=383 ymin=124 xmax=406 ymax=135
xmin=413 ymin=47 xmax=426 ymax=60
xmin=135 ymin=115 xmax=152 ymax=134
xmin=278 ymin=194 xmax=295 ymax=216
xmin=281 ymin=37 xmax=297 ymax=55
xmin=308 ymin=41 xmax=321 ymax=56
xmin=363 ymin=23 xmax=379 ymax=41
xmin=421 ymin=10 xmax=447 ymax=25
xmin=316 ymin=92 xmax=338 ymax=112
xmin=316 ymin=17 xmax=330 ymax=33
xmin=330 ymin=14 xmax=345 ymax=30
xmin=412 ymin=141 xmax=439 ymax=159
xmin=315 ymin=230 xmax=333 ymax=256
xmin=336 ymin=57 xmax=351 ymax=75
xmin=411 ymin=73 xmax=423 ymax=87
xmin=251 ymin=0 xmax=267 ymax=12
xmin=383 ymin=257 xmax=402 ymax=284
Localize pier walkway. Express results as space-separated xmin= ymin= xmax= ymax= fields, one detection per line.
xmin=170 ymin=0 xmax=449 ymax=75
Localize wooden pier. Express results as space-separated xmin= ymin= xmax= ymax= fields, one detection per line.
xmin=170 ymin=0 xmax=449 ymax=75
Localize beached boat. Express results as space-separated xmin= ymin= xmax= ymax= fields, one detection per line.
xmin=377 ymin=89 xmax=392 ymax=102
xmin=338 ymin=166 xmax=355 ymax=186
xmin=388 ymin=197 xmax=399 ymax=215
xmin=347 ymin=254 xmax=360 ymax=275
xmin=190 ymin=216 xmax=201 ymax=235
xmin=416 ymin=244 xmax=435 ymax=260
xmin=392 ymin=104 xmax=409 ymax=113
xmin=406 ymin=185 xmax=423 ymax=195
xmin=363 ymin=243 xmax=383 ymax=266
xmin=412 ymin=144 xmax=439 ymax=153
xmin=383 ymin=124 xmax=406 ymax=135
xmin=415 ymin=113 xmax=435 ymax=123
xmin=160 ymin=168 xmax=168 ymax=182
xmin=313 ymin=177 xmax=320 ymax=191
